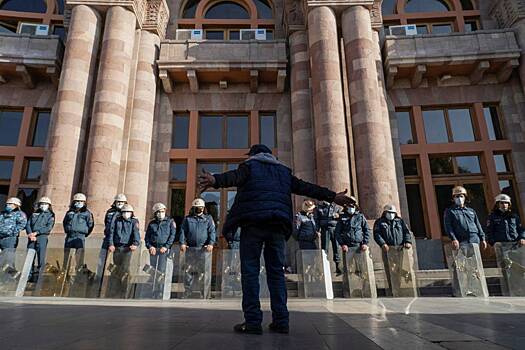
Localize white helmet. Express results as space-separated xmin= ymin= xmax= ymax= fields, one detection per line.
xmin=192 ymin=198 xmax=205 ymax=207
xmin=38 ymin=197 xmax=52 ymax=205
xmin=114 ymin=193 xmax=127 ymax=202
xmin=452 ymin=186 xmax=467 ymax=197
xmin=383 ymin=204 xmax=397 ymax=213
xmin=73 ymin=193 xmax=87 ymax=202
xmin=121 ymin=204 xmax=134 ymax=212
xmin=152 ymin=202 xmax=167 ymax=213
xmin=302 ymin=200 xmax=316 ymax=212
xmin=6 ymin=197 xmax=22 ymax=207
xmin=495 ymin=194 xmax=511 ymax=204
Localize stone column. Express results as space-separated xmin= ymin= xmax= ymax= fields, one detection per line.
xmin=342 ymin=5 xmax=400 ymax=219
xmin=122 ymin=30 xmax=160 ymax=229
xmin=307 ymin=6 xmax=351 ymax=192
xmin=290 ymin=30 xmax=316 ymax=185
xmin=83 ymin=6 xmax=137 ymax=229
xmin=40 ymin=5 xmax=102 ymax=226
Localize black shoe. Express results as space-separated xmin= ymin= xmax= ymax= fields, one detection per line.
xmin=234 ymin=323 xmax=263 ymax=335
xmin=335 ymin=267 xmax=343 ymax=276
xmin=269 ymin=323 xmax=289 ymax=334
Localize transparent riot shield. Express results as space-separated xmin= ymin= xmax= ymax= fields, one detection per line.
xmin=99 ymin=247 xmax=139 ymax=299
xmin=0 ymin=248 xmax=35 ymax=297
xmin=133 ymin=250 xmax=173 ymax=299
xmin=445 ymin=243 xmax=489 ymax=298
xmin=342 ymin=246 xmax=377 ymax=298
xmin=296 ymin=250 xmax=333 ymax=299
xmin=34 ymin=247 xmax=76 ymax=297
xmin=178 ymin=247 xmax=212 ymax=299
xmin=218 ymin=249 xmax=242 ymax=298
xmin=494 ymin=242 xmax=525 ymax=297
xmin=384 ymin=246 xmax=418 ymax=297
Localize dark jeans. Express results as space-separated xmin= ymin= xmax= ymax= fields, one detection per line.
xmin=27 ymin=235 xmax=48 ymax=271
xmin=321 ymin=225 xmax=340 ymax=263
xmin=240 ymin=225 xmax=288 ymax=328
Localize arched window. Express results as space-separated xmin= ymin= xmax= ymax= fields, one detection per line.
xmin=254 ymin=0 xmax=272 ymax=19
xmin=459 ymin=0 xmax=474 ymax=10
xmin=0 ymin=0 xmax=47 ymax=13
xmin=404 ymin=0 xmax=450 ymax=13
xmin=183 ymin=0 xmax=200 ymax=18
xmin=382 ymin=0 xmax=397 ymax=15
xmin=205 ymin=1 xmax=250 ymax=19
xmin=56 ymin=0 xmax=65 ymax=14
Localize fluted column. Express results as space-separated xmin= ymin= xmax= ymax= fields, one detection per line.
xmin=290 ymin=30 xmax=316 ymax=185
xmin=122 ymin=30 xmax=160 ymax=229
xmin=40 ymin=5 xmax=102 ymax=226
xmin=83 ymin=6 xmax=137 ymax=229
xmin=307 ymin=6 xmax=351 ymax=192
xmin=342 ymin=5 xmax=400 ymax=219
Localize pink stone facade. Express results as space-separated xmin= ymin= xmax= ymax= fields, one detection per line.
xmin=1 ymin=0 xmax=524 ymax=246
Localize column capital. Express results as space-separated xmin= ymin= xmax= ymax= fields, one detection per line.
xmin=490 ymin=0 xmax=525 ymax=28
xmin=305 ymin=0 xmax=382 ymax=30
xmin=284 ymin=0 xmax=307 ymax=35
xmin=65 ymin=0 xmax=150 ymax=29
xmin=143 ymin=0 xmax=170 ymax=39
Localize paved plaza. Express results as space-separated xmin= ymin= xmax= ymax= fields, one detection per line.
xmin=0 ymin=297 xmax=523 ymax=350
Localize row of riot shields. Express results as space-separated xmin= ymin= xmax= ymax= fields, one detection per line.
xmin=0 ymin=248 xmax=35 ymax=297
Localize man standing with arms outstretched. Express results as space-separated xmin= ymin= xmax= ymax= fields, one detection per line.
xmin=199 ymin=144 xmax=355 ymax=335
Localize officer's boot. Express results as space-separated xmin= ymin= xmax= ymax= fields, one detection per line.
xmin=335 ymin=262 xmax=342 ymax=276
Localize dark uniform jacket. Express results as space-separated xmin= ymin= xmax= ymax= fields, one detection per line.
xmin=0 ymin=209 xmax=27 ymax=239
xmin=315 ymin=202 xmax=341 ymax=228
xmin=294 ymin=212 xmax=318 ymax=242
xmin=335 ymin=211 xmax=370 ymax=247
xmin=487 ymin=210 xmax=525 ymax=245
xmin=444 ymin=206 xmax=485 ymax=244
xmin=63 ymin=207 xmax=94 ymax=238
xmin=145 ymin=217 xmax=177 ymax=249
xmin=26 ymin=210 xmax=55 ymax=236
xmin=179 ymin=214 xmax=216 ymax=248
xmin=373 ymin=216 xmax=412 ymax=247
xmin=108 ymin=216 xmax=140 ymax=247
xmin=212 ymin=153 xmax=336 ymax=238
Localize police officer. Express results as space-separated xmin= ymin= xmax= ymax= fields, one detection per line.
xmin=103 ymin=193 xmax=127 ymax=249
xmin=145 ymin=202 xmax=176 ymax=272
xmin=373 ymin=204 xmax=412 ymax=252
xmin=444 ymin=186 xmax=487 ymax=250
xmin=26 ymin=197 xmax=55 ymax=276
xmin=335 ymin=198 xmax=371 ymax=254
xmin=0 ymin=197 xmax=27 ymax=255
xmin=198 ymin=144 xmax=354 ymax=335
xmin=179 ymin=198 xmax=216 ymax=252
xmin=107 ymin=204 xmax=140 ymax=253
xmin=315 ymin=200 xmax=342 ymax=274
xmin=487 ymin=194 xmax=525 ymax=246
xmin=294 ymin=200 xmax=319 ymax=250
xmin=63 ymin=193 xmax=94 ymax=250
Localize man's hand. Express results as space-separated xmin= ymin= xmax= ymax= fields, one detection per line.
xmin=108 ymin=245 xmax=116 ymax=253
xmin=198 ymin=169 xmax=216 ymax=192
xmin=361 ymin=244 xmax=368 ymax=251
xmin=382 ymin=244 xmax=389 ymax=253
xmin=130 ymin=245 xmax=137 ymax=251
xmin=519 ymin=239 xmax=525 ymax=246
xmin=28 ymin=233 xmax=37 ymax=242
xmin=333 ymin=189 xmax=355 ymax=207
xmin=452 ymin=240 xmax=459 ymax=250
xmin=205 ymin=245 xmax=213 ymax=253
xmin=149 ymin=247 xmax=157 ymax=256
xmin=480 ymin=241 xmax=487 ymax=250
xmin=341 ymin=245 xmax=349 ymax=253
xmin=159 ymin=247 xmax=168 ymax=254
xmin=180 ymin=244 xmax=187 ymax=252
xmin=404 ymin=243 xmax=412 ymax=249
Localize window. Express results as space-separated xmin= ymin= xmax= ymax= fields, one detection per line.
xmin=260 ymin=113 xmax=276 ymax=149
xmin=405 ymin=184 xmax=426 ymax=238
xmin=423 ymin=109 xmax=448 ymax=143
xmin=405 ymin=0 xmax=450 ymax=13
xmin=456 ymin=156 xmax=481 ymax=174
xmin=227 ymin=190 xmax=237 ymax=210
xmin=205 ymin=30 xmax=224 ymax=40
xmin=494 ymin=154 xmax=511 ymax=173
xmin=30 ymin=111 xmax=51 ymax=147
xmin=53 ymin=25 xmax=66 ymax=42
xmin=0 ymin=0 xmax=47 ymax=13
xmin=431 ymin=23 xmax=452 ymax=34
xmin=0 ymin=110 xmax=23 ymax=146
xmin=483 ymin=106 xmax=504 ymax=140
xmin=460 ymin=0 xmax=474 ymax=10
xmin=229 ymin=30 xmax=240 ymax=40
xmin=402 ymin=158 xmax=418 ymax=176
xmin=170 ymin=188 xmax=186 ymax=229
xmin=430 ymin=157 xmax=453 ymax=175
xmin=170 ymin=162 xmax=187 ymax=182
xmin=465 ymin=21 xmax=478 ymax=32
xmin=381 ymin=0 xmax=397 ymax=15
xmin=56 ymin=0 xmax=65 ymax=14
xmin=0 ymin=185 xmax=8 ymax=209
xmin=448 ymin=108 xmax=475 ymax=142
xmin=199 ymin=114 xmax=249 ymax=149
xmin=255 ymin=0 xmax=272 ymax=19
xmin=24 ymin=159 xmax=43 ymax=182
xmin=396 ymin=110 xmax=416 ymax=144
xmin=182 ymin=0 xmax=200 ymax=18
xmin=0 ymin=159 xmax=14 ymax=181
xmin=17 ymin=188 xmax=38 ymax=215
xmin=416 ymin=25 xmax=428 ymax=34
xmin=205 ymin=2 xmax=250 ymax=19
xmin=172 ymin=114 xmax=190 ymax=149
